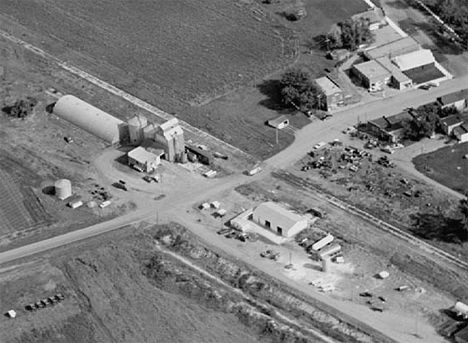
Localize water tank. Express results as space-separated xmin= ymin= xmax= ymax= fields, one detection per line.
xmin=322 ymin=258 xmax=331 ymax=273
xmin=55 ymin=179 xmax=72 ymax=200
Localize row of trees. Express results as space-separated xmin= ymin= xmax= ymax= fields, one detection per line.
xmin=327 ymin=18 xmax=374 ymax=51
xmin=401 ymin=103 xmax=459 ymax=141
xmin=422 ymin=0 xmax=468 ymax=49
xmin=279 ymin=68 xmax=324 ymax=112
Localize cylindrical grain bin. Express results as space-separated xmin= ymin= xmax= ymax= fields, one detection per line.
xmin=322 ymin=258 xmax=331 ymax=273
xmin=55 ymin=179 xmax=72 ymax=200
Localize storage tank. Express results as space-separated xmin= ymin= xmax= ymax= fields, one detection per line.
xmin=55 ymin=179 xmax=72 ymax=200
xmin=322 ymin=258 xmax=331 ymax=273
xmin=127 ymin=115 xmax=148 ymax=143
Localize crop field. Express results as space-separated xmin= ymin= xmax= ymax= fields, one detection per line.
xmin=0 ymin=0 xmax=295 ymax=105
xmin=0 ymin=154 xmax=51 ymax=236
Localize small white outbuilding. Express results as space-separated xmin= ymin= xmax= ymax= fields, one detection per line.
xmin=6 ymin=310 xmax=16 ymax=318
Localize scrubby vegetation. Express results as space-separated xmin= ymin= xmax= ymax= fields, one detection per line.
xmin=2 ymin=97 xmax=37 ymax=118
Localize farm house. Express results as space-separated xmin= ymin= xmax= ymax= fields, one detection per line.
xmin=252 ymin=202 xmax=308 ymax=238
xmin=53 ymin=95 xmax=125 ymax=144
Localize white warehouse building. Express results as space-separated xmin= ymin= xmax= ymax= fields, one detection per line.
xmin=53 ymin=95 xmax=125 ymax=144
xmin=252 ymin=202 xmax=308 ymax=238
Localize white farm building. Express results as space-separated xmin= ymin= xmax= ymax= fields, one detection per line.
xmin=252 ymin=202 xmax=308 ymax=238
xmin=53 ymin=95 xmax=125 ymax=144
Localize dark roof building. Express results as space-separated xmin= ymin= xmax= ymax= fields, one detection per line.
xmin=437 ymin=89 xmax=468 ymax=111
xmin=368 ymin=111 xmax=417 ymax=142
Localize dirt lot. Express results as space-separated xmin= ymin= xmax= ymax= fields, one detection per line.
xmin=413 ymin=141 xmax=468 ymax=195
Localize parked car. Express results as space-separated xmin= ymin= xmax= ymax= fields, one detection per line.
xmin=260 ymin=250 xmax=273 ymax=258
xmin=143 ymin=175 xmax=153 ymax=183
xmin=359 ymin=291 xmax=373 ymax=297
xmin=269 ymin=252 xmax=280 ymax=261
xmin=225 ymin=231 xmax=237 ymax=239
xmin=380 ymin=146 xmax=394 ymax=154
xmin=217 ymin=228 xmax=232 ymax=235
xmin=113 ymin=182 xmax=128 ymax=191
xmin=55 ymin=293 xmax=65 ymax=301
xmin=313 ymin=142 xmax=326 ymax=150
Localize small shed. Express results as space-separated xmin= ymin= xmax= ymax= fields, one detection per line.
xmin=378 ymin=271 xmax=390 ymax=279
xmin=453 ymin=301 xmax=468 ymax=319
xmin=211 ymin=201 xmax=221 ymax=209
xmin=67 ymin=199 xmax=83 ymax=209
xmin=268 ymin=115 xmax=289 ymax=129
xmin=216 ymin=209 xmax=227 ymax=217
xmin=6 ymin=310 xmax=16 ymax=318
xmin=200 ymin=202 xmax=210 ymax=210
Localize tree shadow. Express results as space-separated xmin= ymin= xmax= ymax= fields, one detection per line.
xmin=408 ymin=21 xmax=464 ymax=56
xmin=257 ymin=79 xmax=296 ymax=114
xmin=310 ymin=34 xmax=329 ymax=52
xmin=409 ymin=213 xmax=467 ymax=243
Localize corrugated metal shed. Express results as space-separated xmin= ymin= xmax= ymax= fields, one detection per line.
xmin=253 ymin=202 xmax=304 ymax=231
xmin=53 ymin=95 xmax=124 ymax=144
xmin=393 ymin=49 xmax=435 ymax=71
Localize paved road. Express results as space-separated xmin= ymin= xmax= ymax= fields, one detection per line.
xmin=2 ymin=75 xmax=467 ymax=265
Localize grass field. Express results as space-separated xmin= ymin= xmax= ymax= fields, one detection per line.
xmin=413 ymin=142 xmax=468 ymax=195
xmin=0 ymin=0 xmax=294 ymax=105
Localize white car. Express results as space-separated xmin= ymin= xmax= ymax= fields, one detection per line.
xmin=313 ymin=142 xmax=326 ymax=150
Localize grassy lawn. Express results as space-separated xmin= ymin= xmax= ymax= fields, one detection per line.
xmin=413 ymin=141 xmax=468 ymax=195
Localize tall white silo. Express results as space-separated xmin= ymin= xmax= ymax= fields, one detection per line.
xmin=55 ymin=179 xmax=72 ymax=200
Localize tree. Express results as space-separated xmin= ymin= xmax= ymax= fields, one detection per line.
xmin=280 ymin=68 xmax=323 ymax=111
xmin=1 ymin=97 xmax=37 ymax=118
xmin=338 ymin=18 xmax=373 ymax=51
xmin=460 ymin=195 xmax=468 ymax=233
xmin=327 ymin=24 xmax=342 ymax=50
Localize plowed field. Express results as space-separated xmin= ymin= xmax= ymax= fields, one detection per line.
xmin=0 ymin=0 xmax=294 ymax=105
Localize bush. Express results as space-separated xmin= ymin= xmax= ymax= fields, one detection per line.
xmin=2 ymin=97 xmax=37 ymax=118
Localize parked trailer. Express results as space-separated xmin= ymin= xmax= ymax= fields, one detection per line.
xmin=319 ymin=243 xmax=341 ymax=260
xmin=311 ymin=234 xmax=334 ymax=251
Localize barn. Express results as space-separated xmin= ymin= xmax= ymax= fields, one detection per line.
xmin=252 ymin=202 xmax=308 ymax=238
xmin=53 ymin=95 xmax=125 ymax=144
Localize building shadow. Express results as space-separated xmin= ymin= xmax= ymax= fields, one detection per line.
xmin=303 ymin=263 xmax=322 ymax=271
xmin=42 ymin=186 xmax=55 ymax=196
